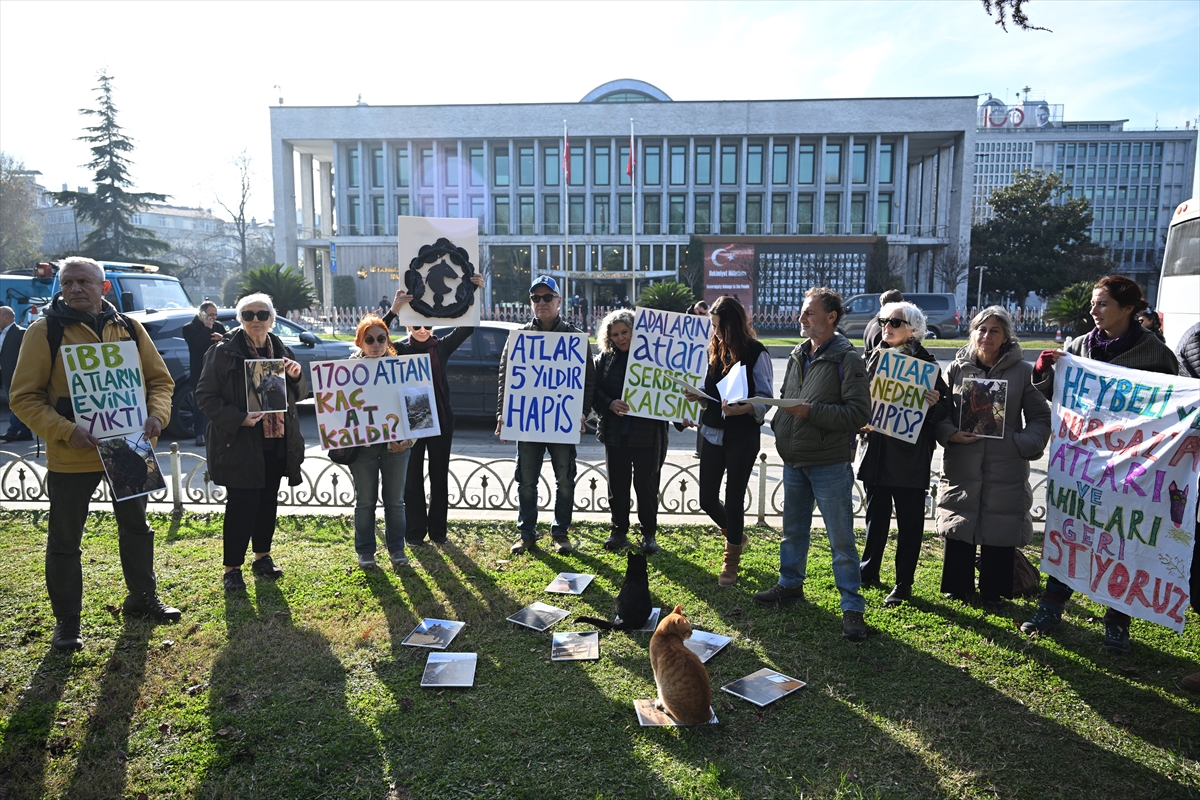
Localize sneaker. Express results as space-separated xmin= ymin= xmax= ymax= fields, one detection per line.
xmin=429 ymin=535 xmax=448 ymax=545
xmin=223 ymin=569 xmax=246 ymax=592
xmin=1102 ymin=622 xmax=1131 ymax=654
xmin=405 ymin=537 xmax=428 ymax=548
xmin=552 ymin=536 xmax=573 ymax=555
xmin=640 ymin=535 xmax=660 ymax=555
xmin=883 ymin=584 xmax=911 ymax=607
xmin=1020 ymin=604 xmax=1062 ymax=636
xmin=251 ymin=555 xmax=283 ymax=579
xmin=603 ymin=532 xmax=629 ymax=551
xmin=122 ymin=591 xmax=182 ymax=622
xmin=51 ymin=616 xmax=83 ymax=652
xmin=510 ymin=536 xmax=536 ymax=554
xmin=753 ymin=583 xmax=806 ymax=606
xmin=841 ymin=610 xmax=868 ymax=641
xmin=389 ymin=551 xmax=409 ymax=567
xmin=357 ymin=554 xmax=377 ymax=569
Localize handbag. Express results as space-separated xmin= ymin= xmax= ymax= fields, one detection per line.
xmin=328 ymin=447 xmax=358 ymax=465
xmin=1012 ymin=549 xmax=1042 ymax=597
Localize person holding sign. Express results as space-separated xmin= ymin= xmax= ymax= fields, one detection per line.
xmin=682 ymin=296 xmax=773 ymax=586
xmin=495 ymin=276 xmax=596 ymax=555
xmin=593 ymin=308 xmax=670 ymax=554
xmin=935 ymin=307 xmax=1051 ymax=611
xmin=196 ymin=293 xmax=307 ymax=592
xmin=10 ymin=257 xmax=179 ymax=651
xmin=857 ymin=302 xmax=951 ymax=607
xmin=1022 ymin=276 xmax=1179 ymax=652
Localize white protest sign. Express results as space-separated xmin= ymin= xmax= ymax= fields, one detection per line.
xmin=716 ymin=363 xmax=748 ymax=405
xmin=395 ymin=217 xmax=481 ymax=327
xmin=867 ymin=350 xmax=939 ymax=443
xmin=500 ymin=330 xmax=587 ymax=444
xmin=1043 ymin=353 xmax=1200 ymax=632
xmin=61 ymin=340 xmax=147 ymax=438
xmin=310 ymin=355 xmax=440 ymax=450
xmin=622 ymin=307 xmax=711 ymax=423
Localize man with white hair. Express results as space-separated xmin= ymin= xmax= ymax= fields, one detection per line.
xmin=11 ymin=256 xmax=180 ymax=652
xmin=0 ymin=305 xmax=33 ymax=441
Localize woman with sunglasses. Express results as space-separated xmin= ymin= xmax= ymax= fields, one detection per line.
xmin=338 ymin=315 xmax=416 ymax=568
xmin=856 ymin=302 xmax=950 ymax=606
xmin=380 ymin=272 xmax=484 ymax=545
xmin=196 ymin=293 xmax=307 ymax=591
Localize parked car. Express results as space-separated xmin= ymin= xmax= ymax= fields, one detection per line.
xmin=427 ymin=321 xmax=522 ymax=418
xmin=130 ymin=308 xmax=355 ymax=438
xmin=839 ymin=292 xmax=961 ymax=339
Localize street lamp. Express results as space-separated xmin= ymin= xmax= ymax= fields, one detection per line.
xmin=976 ymin=264 xmax=989 ymax=311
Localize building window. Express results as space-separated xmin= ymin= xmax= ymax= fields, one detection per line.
xmin=568 ymin=195 xmax=585 ymax=235
xmin=445 ymin=151 xmax=459 ymax=188
xmin=469 ymin=196 xmax=484 ymax=232
xmin=396 ymin=150 xmax=410 ymax=187
xmin=745 ymin=194 xmax=762 ymax=234
xmin=544 ymin=146 xmax=560 ymax=186
xmin=372 ymin=197 xmax=386 ymax=234
xmin=518 ymin=195 xmax=534 ymax=234
xmin=595 ymin=145 xmax=611 ymax=186
xmin=747 ymin=144 xmax=764 ymax=185
xmin=670 ymin=145 xmax=686 ymax=185
xmin=469 ymin=147 xmax=484 ymax=186
xmin=420 ymin=197 xmax=434 ymax=217
xmin=371 ymin=148 xmax=384 ymax=188
xmin=618 ymin=196 xmax=633 ymax=235
xmin=719 ymin=194 xmax=737 ymax=234
xmin=644 ymin=145 xmax=661 ymax=186
xmin=852 ymin=144 xmax=867 ymax=184
xmin=770 ymin=194 xmax=788 ymax=233
xmin=772 ymin=144 xmax=789 ymax=185
xmin=644 ymin=194 xmax=661 ymax=234
xmin=877 ymin=193 xmax=892 ymax=234
xmin=879 ymin=142 xmax=894 ymax=184
xmin=798 ymin=144 xmax=815 ymax=184
xmin=593 ymin=196 xmax=610 ymax=234
xmin=569 ymin=148 xmax=584 ymax=186
xmin=1132 ymin=143 xmax=1142 ymax=157
xmin=696 ymin=145 xmax=712 ymax=185
xmin=797 ymin=194 xmax=814 ymax=234
xmin=518 ymin=146 xmax=535 ymax=186
xmin=850 ymin=194 xmax=866 ymax=234
xmin=669 ymin=194 xmax=686 ymax=235
xmin=347 ymin=149 xmax=360 ymax=188
xmin=721 ymin=145 xmax=738 ymax=185
xmin=494 ymin=196 xmax=510 ymax=234
xmin=694 ymin=195 xmax=711 ymax=235
xmin=825 ymin=144 xmax=842 ymax=184
xmin=397 ymin=196 xmax=411 ymax=218
xmin=823 ymin=195 xmax=840 ymax=234
xmin=446 ymin=196 xmax=459 ymax=219
xmin=544 ymin=195 xmax=560 ymax=235
xmin=494 ymin=148 xmax=510 ymax=187
xmin=421 ymin=148 xmax=434 ymax=187
xmin=346 ymin=196 xmax=361 ymax=234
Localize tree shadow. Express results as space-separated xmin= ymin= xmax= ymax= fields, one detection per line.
xmin=0 ymin=649 xmax=74 ymax=800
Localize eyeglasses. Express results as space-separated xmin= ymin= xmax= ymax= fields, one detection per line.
xmin=878 ymin=317 xmax=908 ymax=329
xmin=241 ymin=309 xmax=271 ymax=322
xmin=530 ymin=294 xmax=557 ymax=304
xmin=412 ymin=325 xmax=432 ymax=331
xmin=362 ymin=334 xmax=389 ymax=345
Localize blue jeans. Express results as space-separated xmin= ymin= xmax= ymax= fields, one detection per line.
xmin=348 ymin=444 xmax=411 ymax=557
xmin=778 ymin=462 xmax=864 ymax=613
xmin=516 ymin=441 xmax=577 ymax=540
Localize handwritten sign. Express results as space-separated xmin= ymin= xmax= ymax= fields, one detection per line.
xmin=61 ymin=341 xmax=146 ymax=438
xmin=395 ymin=216 xmax=480 ymax=327
xmin=310 ymin=355 xmax=440 ymax=450
xmin=868 ymin=350 xmax=938 ymax=443
xmin=622 ymin=307 xmax=710 ymax=423
xmin=501 ymin=330 xmax=587 ymax=444
xmin=1043 ymin=354 xmax=1200 ymax=632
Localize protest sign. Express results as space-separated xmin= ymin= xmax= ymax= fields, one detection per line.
xmin=959 ymin=377 xmax=1007 ymax=439
xmin=1043 ymin=353 xmax=1200 ymax=632
xmin=622 ymin=307 xmax=710 ymax=423
xmin=868 ymin=350 xmax=939 ymax=443
xmin=99 ymin=433 xmax=165 ymax=501
xmin=245 ymin=359 xmax=287 ymax=414
xmin=61 ymin=341 xmax=147 ymax=438
xmin=395 ymin=217 xmax=480 ymax=327
xmin=310 ymin=354 xmax=440 ymax=450
xmin=500 ymin=330 xmax=587 ymax=443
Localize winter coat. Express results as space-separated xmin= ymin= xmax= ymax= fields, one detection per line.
xmin=856 ymin=340 xmax=952 ymax=490
xmin=1033 ymin=325 xmax=1179 ymax=399
xmin=1178 ymin=321 xmax=1200 ymax=379
xmin=195 ymin=329 xmax=306 ymax=488
xmin=773 ymin=333 xmax=870 ymax=468
xmin=593 ymin=348 xmax=668 ymax=459
xmin=380 ymin=311 xmax=473 ymax=429
xmin=496 ymin=315 xmax=596 ymax=422
xmin=10 ymin=298 xmax=174 ymax=474
xmin=182 ymin=315 xmax=227 ymax=380
xmin=934 ymin=343 xmax=1051 ymax=548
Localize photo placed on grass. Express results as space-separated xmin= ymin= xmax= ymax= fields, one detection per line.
xmin=507 ymin=602 xmax=570 ymax=631
xmin=634 ymin=699 xmax=718 ymax=727
xmin=551 ymin=631 xmax=600 ymax=661
xmin=545 ymin=573 xmax=595 ymax=595
xmin=683 ymin=630 xmax=732 ymax=663
xmin=402 ymin=384 xmax=440 ymax=437
xmin=246 ymin=359 xmax=287 ymax=413
xmin=721 ymin=668 xmax=807 ymax=707
xmin=958 ymin=377 xmax=1007 ymax=438
xmin=420 ymin=652 xmax=478 ymax=688
xmin=401 ymin=618 xmax=465 ymax=649
xmin=632 ymin=607 xmax=662 ymax=632
xmin=98 ymin=433 xmax=165 ymax=501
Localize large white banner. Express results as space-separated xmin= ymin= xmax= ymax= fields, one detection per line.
xmin=868 ymin=350 xmax=938 ymax=443
xmin=395 ymin=217 xmax=480 ymax=327
xmin=61 ymin=340 xmax=147 ymax=438
xmin=500 ymin=330 xmax=587 ymax=444
xmin=622 ymin=307 xmax=711 ymax=423
xmin=310 ymin=355 xmax=440 ymax=449
xmin=1043 ymin=354 xmax=1200 ymax=631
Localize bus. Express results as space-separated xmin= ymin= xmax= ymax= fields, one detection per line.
xmin=1158 ymin=197 xmax=1199 ymax=353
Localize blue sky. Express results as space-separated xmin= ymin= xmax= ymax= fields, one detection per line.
xmin=2 ymin=0 xmax=1197 ymax=222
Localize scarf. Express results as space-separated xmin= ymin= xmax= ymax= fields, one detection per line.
xmin=245 ymin=330 xmax=285 ymax=439
xmin=1085 ymin=321 xmax=1143 ymax=364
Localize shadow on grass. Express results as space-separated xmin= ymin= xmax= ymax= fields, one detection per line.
xmin=0 ymin=650 xmax=73 ymax=800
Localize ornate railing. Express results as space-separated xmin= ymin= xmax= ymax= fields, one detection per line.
xmin=0 ymin=446 xmax=1048 ymax=526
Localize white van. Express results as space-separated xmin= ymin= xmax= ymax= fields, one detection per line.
xmin=1157 ymin=198 xmax=1199 ymax=352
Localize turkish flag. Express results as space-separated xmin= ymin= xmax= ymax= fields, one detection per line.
xmin=626 ymin=132 xmax=635 ymax=177
xmin=564 ymin=130 xmax=571 ymax=183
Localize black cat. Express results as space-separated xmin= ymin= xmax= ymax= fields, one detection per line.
xmin=575 ymin=552 xmax=652 ymax=631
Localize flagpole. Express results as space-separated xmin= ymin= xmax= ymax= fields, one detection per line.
xmin=629 ymin=117 xmax=636 ymax=307
xmin=563 ymin=120 xmax=569 ymax=314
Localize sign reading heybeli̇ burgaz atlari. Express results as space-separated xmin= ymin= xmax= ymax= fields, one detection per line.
xmin=61 ymin=341 xmax=147 ymax=439
xmin=500 ymin=330 xmax=587 ymax=444
xmin=622 ymin=307 xmax=710 ymax=423
xmin=868 ymin=350 xmax=939 ymax=443
xmin=1044 ymin=354 xmax=1200 ymax=632
xmin=310 ymin=355 xmax=440 ymax=449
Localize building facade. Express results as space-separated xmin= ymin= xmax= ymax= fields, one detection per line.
xmin=270 ymin=80 xmax=978 ymax=313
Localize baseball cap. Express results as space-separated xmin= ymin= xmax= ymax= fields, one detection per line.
xmin=530 ymin=276 xmax=560 ymax=296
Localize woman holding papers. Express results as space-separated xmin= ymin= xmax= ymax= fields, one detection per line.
xmin=933 ymin=306 xmax=1050 ymax=611
xmin=340 ymin=315 xmax=415 ymax=569
xmin=1022 ymin=275 xmax=1178 ymax=652
xmin=682 ymin=296 xmax=773 ymax=586
xmin=196 ymin=293 xmax=307 ymax=592
xmin=593 ymin=308 xmax=669 ymax=554
xmin=856 ymin=302 xmax=951 ymax=606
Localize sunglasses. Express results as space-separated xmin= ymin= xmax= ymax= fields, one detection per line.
xmin=362 ymin=334 xmax=389 ymax=345
xmin=411 ymin=325 xmax=432 ymax=331
xmin=241 ymin=309 xmax=271 ymax=322
xmin=878 ymin=317 xmax=908 ymax=329
xmin=530 ymin=293 xmax=557 ymax=304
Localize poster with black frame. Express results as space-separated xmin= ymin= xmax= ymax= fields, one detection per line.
xmin=721 ymin=668 xmax=807 ymax=707
xmin=683 ymin=630 xmax=732 ymax=663
xmin=401 ymin=619 xmax=465 ymax=649
xmin=958 ymin=377 xmax=1007 ymax=439
xmin=245 ymin=359 xmax=287 ymax=414
xmin=633 ymin=700 xmax=718 ymax=726
xmin=420 ymin=652 xmax=478 ymax=688
xmin=550 ymin=631 xmax=599 ymax=661
xmin=507 ymin=602 xmax=570 ymax=632
xmin=545 ymin=573 xmax=595 ymax=595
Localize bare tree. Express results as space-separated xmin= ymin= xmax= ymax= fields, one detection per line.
xmin=980 ymin=0 xmax=1050 ymax=32
xmin=932 ymin=249 xmax=971 ymax=295
xmin=217 ymin=151 xmax=252 ymax=274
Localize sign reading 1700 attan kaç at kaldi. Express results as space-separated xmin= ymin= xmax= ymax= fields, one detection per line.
xmin=622 ymin=307 xmax=711 ymax=423
xmin=500 ymin=330 xmax=587 ymax=444
xmin=1044 ymin=354 xmax=1200 ymax=632
xmin=310 ymin=356 xmax=441 ymax=449
xmin=61 ymin=341 xmax=147 ymax=439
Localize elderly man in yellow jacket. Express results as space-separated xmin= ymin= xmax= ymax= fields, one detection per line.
xmin=11 ymin=257 xmax=180 ymax=652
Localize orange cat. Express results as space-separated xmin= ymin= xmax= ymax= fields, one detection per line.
xmin=649 ymin=604 xmax=712 ymax=725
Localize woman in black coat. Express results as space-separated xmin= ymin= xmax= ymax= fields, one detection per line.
xmin=856 ymin=301 xmax=950 ymax=606
xmin=196 ymin=293 xmax=307 ymax=592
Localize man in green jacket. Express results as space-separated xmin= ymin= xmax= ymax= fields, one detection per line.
xmin=753 ymin=287 xmax=872 ymax=640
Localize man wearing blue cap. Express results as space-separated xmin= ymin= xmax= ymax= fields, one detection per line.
xmin=496 ymin=276 xmax=596 ymax=554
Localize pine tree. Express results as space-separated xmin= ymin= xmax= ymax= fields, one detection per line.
xmin=50 ymin=72 xmax=170 ymax=261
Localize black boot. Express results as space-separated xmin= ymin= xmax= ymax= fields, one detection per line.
xmin=603 ymin=531 xmax=629 ymax=551
xmin=123 ymin=591 xmax=182 ymax=622
xmin=641 ymin=534 xmax=660 ymax=555
xmin=52 ymin=616 xmax=83 ymax=651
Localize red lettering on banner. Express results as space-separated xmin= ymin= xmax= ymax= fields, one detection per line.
xmin=1123 ymin=569 xmax=1152 ymax=609
xmin=1107 ymin=563 xmax=1131 ymax=599
xmin=1090 ymin=555 xmax=1114 ymax=593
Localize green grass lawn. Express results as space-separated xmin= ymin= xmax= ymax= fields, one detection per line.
xmin=1 ymin=513 xmax=1196 ymax=799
